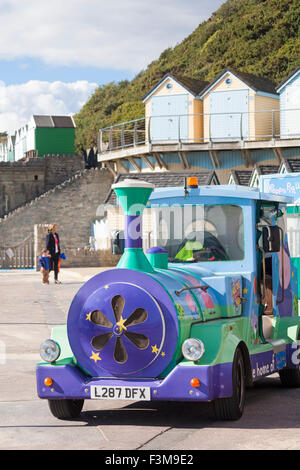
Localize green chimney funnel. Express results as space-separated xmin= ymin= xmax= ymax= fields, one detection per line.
xmin=112 ymin=179 xmax=155 ymax=272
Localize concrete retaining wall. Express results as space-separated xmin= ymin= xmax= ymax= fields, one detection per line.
xmin=0 ymin=154 xmax=85 ymax=217
xmin=0 ymin=168 xmax=114 ymax=250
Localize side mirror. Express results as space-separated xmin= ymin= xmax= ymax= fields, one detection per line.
xmin=262 ymin=226 xmax=281 ymax=253
xmin=111 ymin=230 xmax=125 ymax=255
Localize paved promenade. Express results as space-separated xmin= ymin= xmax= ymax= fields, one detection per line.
xmin=1 ymin=268 xmax=300 ymax=450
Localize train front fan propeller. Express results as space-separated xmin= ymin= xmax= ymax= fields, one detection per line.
xmin=90 ymin=295 xmax=149 ymax=363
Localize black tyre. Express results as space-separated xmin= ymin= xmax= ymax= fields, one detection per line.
xmin=213 ymin=348 xmax=245 ymax=421
xmin=48 ymin=399 xmax=84 ymax=419
xmin=279 ymin=367 xmax=300 ymax=387
xmin=279 ymin=339 xmax=300 ymax=387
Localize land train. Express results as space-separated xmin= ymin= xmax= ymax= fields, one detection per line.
xmin=36 ymin=177 xmax=300 ymax=420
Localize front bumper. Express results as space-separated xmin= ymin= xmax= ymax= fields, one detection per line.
xmin=36 ymin=361 xmax=233 ymax=402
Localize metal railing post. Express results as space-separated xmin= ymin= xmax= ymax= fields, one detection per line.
xmin=109 ymin=127 xmax=112 ymax=150
xmin=178 ymin=115 xmax=181 ymax=143
xmin=134 ymin=120 xmax=137 ymax=146
xmin=99 ymin=130 xmax=102 ymax=153
xmin=121 ymin=123 xmax=125 ymax=148
xmin=148 ymin=116 xmax=152 ymax=144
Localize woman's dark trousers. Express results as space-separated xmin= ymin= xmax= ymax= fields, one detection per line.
xmin=50 ymin=253 xmax=60 ymax=281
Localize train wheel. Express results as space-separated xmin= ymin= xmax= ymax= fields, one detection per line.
xmin=279 ymin=337 xmax=300 ymax=388
xmin=213 ymin=348 xmax=245 ymax=421
xmin=279 ymin=367 xmax=300 ymax=387
xmin=48 ymin=399 xmax=84 ymax=419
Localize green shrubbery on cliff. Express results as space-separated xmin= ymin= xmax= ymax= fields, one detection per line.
xmin=74 ymin=0 xmax=300 ymax=152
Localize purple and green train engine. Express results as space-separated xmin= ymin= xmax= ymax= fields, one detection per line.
xmin=36 ymin=178 xmax=300 ymax=420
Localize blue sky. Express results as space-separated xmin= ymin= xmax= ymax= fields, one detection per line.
xmin=0 ymin=58 xmax=135 ymax=86
xmin=0 ymin=0 xmax=224 ymax=133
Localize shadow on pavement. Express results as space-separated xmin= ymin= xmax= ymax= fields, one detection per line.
xmin=70 ymin=376 xmax=300 ymax=430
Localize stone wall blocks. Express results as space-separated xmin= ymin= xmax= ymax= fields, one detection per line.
xmin=0 ymin=165 xmax=114 ymax=248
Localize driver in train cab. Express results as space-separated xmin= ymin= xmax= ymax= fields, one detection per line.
xmin=174 ymin=231 xmax=228 ymax=262
xmin=175 ymin=239 xmax=214 ymax=262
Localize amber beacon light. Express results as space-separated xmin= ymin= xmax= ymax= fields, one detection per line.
xmin=187 ymin=177 xmax=198 ymax=188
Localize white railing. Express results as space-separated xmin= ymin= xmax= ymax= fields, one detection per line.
xmin=99 ymin=117 xmax=147 ymax=153
xmin=98 ymin=108 xmax=300 ymax=153
xmin=0 ymin=237 xmax=34 ymax=269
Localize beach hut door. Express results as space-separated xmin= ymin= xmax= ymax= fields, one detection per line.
xmin=150 ymin=94 xmax=188 ymax=142
xmin=281 ymin=87 xmax=300 ymax=138
xmin=210 ymin=90 xmax=248 ymax=141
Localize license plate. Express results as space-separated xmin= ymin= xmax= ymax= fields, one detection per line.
xmin=90 ymin=385 xmax=151 ymax=401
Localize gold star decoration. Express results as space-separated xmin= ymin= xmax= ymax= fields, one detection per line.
xmin=151 ymin=345 xmax=159 ymax=355
xmin=242 ymin=288 xmax=248 ymax=294
xmin=116 ymin=317 xmax=127 ymax=332
xmin=161 ymin=351 xmax=165 ymax=357
xmin=90 ymin=351 xmax=101 ymax=363
xmin=86 ymin=312 xmax=92 ymax=321
xmin=104 ymin=285 xmax=109 ymax=289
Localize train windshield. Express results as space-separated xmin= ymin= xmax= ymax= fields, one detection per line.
xmin=149 ymin=204 xmax=244 ymax=262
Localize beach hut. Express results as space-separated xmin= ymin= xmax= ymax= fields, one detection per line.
xmin=6 ymin=135 xmax=15 ymax=162
xmin=276 ymin=66 xmax=300 ymax=139
xmin=142 ymin=73 xmax=208 ymax=143
xmin=280 ymin=156 xmax=300 ymax=175
xmin=228 ymin=170 xmax=252 ymax=186
xmin=198 ymin=68 xmax=279 ymax=142
xmin=250 ymin=164 xmax=280 ymax=188
xmin=14 ymin=124 xmax=28 ymax=161
xmin=0 ymin=135 xmax=7 ymax=162
xmin=14 ymin=115 xmax=76 ymax=161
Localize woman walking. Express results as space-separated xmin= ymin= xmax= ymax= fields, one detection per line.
xmin=46 ymin=224 xmax=61 ymax=284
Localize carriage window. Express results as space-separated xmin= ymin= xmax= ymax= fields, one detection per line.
xmin=149 ymin=204 xmax=244 ymax=262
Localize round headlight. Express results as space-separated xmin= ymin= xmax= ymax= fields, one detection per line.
xmin=40 ymin=339 xmax=60 ymax=363
xmin=182 ymin=338 xmax=205 ymax=361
